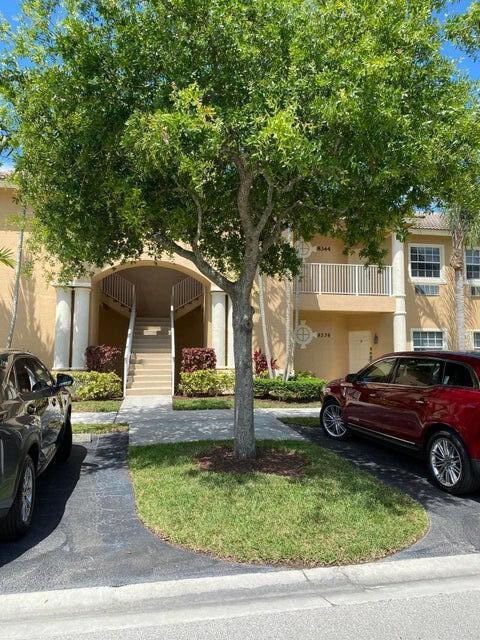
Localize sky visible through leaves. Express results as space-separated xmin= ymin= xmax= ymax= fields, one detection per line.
xmin=0 ymin=0 xmax=479 ymax=169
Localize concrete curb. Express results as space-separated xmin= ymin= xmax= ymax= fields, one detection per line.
xmin=2 ymin=553 xmax=480 ymax=620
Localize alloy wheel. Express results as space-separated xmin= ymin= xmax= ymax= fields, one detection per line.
xmin=430 ymin=438 xmax=463 ymax=488
xmin=322 ymin=404 xmax=347 ymax=438
xmin=21 ymin=466 xmax=34 ymax=524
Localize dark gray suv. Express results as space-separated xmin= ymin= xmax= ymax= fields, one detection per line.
xmin=0 ymin=351 xmax=73 ymax=541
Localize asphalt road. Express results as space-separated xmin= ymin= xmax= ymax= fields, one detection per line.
xmin=49 ymin=591 xmax=480 ymax=640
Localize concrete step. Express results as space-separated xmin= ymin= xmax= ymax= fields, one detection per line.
xmin=133 ymin=336 xmax=170 ymax=342
xmin=129 ymin=360 xmax=170 ymax=368
xmin=128 ymin=374 xmax=171 ymax=383
xmin=125 ymin=387 xmax=171 ymax=395
xmin=128 ymin=382 xmax=171 ymax=391
xmin=136 ymin=318 xmax=170 ymax=325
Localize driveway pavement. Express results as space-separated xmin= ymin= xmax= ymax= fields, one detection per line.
xmin=289 ymin=424 xmax=480 ymax=560
xmin=2 ymin=414 xmax=480 ymax=596
xmin=0 ymin=434 xmax=270 ymax=595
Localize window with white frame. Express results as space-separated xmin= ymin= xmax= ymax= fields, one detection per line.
xmin=473 ymin=332 xmax=480 ymax=351
xmin=412 ymin=330 xmax=444 ymax=352
xmin=465 ymin=249 xmax=480 ymax=281
xmin=409 ymin=246 xmax=442 ymax=280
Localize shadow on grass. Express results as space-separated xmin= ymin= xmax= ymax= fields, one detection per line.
xmin=129 ymin=438 xmax=423 ymax=519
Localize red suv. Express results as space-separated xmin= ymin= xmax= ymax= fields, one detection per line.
xmin=320 ymin=352 xmax=480 ymax=495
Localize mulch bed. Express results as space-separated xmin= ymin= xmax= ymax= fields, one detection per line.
xmin=196 ymin=446 xmax=308 ymax=478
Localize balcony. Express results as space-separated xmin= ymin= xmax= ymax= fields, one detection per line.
xmin=296 ymin=263 xmax=395 ymax=313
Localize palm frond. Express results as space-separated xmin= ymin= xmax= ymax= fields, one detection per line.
xmin=0 ymin=246 xmax=14 ymax=268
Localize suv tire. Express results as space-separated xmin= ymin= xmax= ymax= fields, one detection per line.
xmin=427 ymin=430 xmax=480 ymax=495
xmin=0 ymin=455 xmax=36 ymax=541
xmin=320 ymin=399 xmax=350 ymax=440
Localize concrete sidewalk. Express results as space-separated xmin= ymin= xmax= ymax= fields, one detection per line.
xmin=3 ymin=553 xmax=480 ymax=639
xmin=114 ymin=396 xmax=304 ymax=446
xmin=71 ymin=397 xmax=318 ymax=440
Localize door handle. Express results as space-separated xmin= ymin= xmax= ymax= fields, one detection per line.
xmin=368 ymin=392 xmax=378 ymax=398
xmin=26 ymin=403 xmax=36 ymax=415
xmin=415 ymin=399 xmax=426 ymax=405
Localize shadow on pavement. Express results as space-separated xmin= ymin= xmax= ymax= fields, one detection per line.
xmin=0 ymin=444 xmax=87 ymax=568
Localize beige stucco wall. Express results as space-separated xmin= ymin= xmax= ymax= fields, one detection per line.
xmin=2 ymin=180 xmax=478 ymax=378
xmin=0 ymin=187 xmax=56 ymax=366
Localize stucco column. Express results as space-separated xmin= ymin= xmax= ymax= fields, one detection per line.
xmin=53 ymin=287 xmax=72 ymax=370
xmin=211 ymin=290 xmax=227 ymax=368
xmin=227 ymin=295 xmax=235 ymax=368
xmin=71 ymin=282 xmax=91 ymax=370
xmin=391 ymin=234 xmax=407 ymax=352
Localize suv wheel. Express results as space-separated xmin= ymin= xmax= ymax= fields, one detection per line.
xmin=320 ymin=400 xmax=350 ymax=440
xmin=0 ymin=455 xmax=36 ymax=541
xmin=427 ymin=431 xmax=480 ymax=495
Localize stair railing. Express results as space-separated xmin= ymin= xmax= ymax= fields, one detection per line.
xmin=170 ymin=288 xmax=175 ymax=395
xmin=123 ymin=287 xmax=137 ymax=396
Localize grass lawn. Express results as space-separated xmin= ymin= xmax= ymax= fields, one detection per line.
xmin=72 ymin=422 xmax=128 ymax=434
xmin=172 ymin=396 xmax=322 ymax=410
xmin=128 ymin=440 xmax=427 ymax=567
xmin=277 ymin=417 xmax=321 ymax=428
xmin=72 ymin=399 xmax=122 ymax=413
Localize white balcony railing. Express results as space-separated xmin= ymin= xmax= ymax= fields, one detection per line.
xmin=101 ymin=272 xmax=136 ymax=309
xmin=172 ymin=276 xmax=204 ymax=310
xmin=297 ymin=263 xmax=392 ymax=296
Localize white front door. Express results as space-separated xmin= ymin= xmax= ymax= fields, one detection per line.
xmin=348 ymin=331 xmax=372 ymax=374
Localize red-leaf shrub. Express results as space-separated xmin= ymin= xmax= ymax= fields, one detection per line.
xmin=181 ymin=347 xmax=217 ymax=372
xmin=253 ymin=349 xmax=278 ymax=377
xmin=85 ymin=344 xmax=122 ymax=372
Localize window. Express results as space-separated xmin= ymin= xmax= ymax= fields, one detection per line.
xmin=392 ymin=358 xmax=442 ymax=387
xmin=470 ymin=286 xmax=480 ymax=298
xmin=473 ymin=332 xmax=480 ymax=351
xmin=410 ymin=246 xmax=442 ymax=279
xmin=412 ymin=330 xmax=444 ymax=352
xmin=14 ymin=359 xmax=35 ymax=394
xmin=466 ymin=249 xmax=480 ymax=281
xmin=442 ymin=362 xmax=475 ymax=388
xmin=415 ymin=284 xmax=439 ymax=296
xmin=358 ymin=358 xmax=396 ymax=383
xmin=14 ymin=358 xmax=51 ymax=394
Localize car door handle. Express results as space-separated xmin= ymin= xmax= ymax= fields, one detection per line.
xmin=415 ymin=399 xmax=426 ymax=404
xmin=368 ymin=392 xmax=378 ymax=398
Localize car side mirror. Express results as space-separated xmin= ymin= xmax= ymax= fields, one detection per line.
xmin=345 ymin=373 xmax=357 ymax=383
xmin=56 ymin=373 xmax=74 ymax=389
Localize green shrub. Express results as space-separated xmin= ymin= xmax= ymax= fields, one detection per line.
xmin=59 ymin=370 xmax=122 ymax=401
xmin=253 ymin=376 xmax=325 ymax=402
xmin=179 ymin=370 xmax=235 ymax=397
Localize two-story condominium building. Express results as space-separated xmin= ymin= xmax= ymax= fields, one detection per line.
xmin=1 ymin=168 xmax=479 ymax=392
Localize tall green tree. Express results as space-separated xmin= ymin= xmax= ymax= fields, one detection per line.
xmin=2 ymin=0 xmax=480 ymax=457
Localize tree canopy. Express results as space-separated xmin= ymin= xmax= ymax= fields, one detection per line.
xmin=2 ymin=0 xmax=480 ymax=456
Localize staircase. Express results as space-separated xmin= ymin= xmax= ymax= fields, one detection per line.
xmin=125 ymin=317 xmax=172 ymax=396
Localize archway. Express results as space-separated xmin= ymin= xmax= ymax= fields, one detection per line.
xmin=90 ymin=260 xmax=210 ymax=395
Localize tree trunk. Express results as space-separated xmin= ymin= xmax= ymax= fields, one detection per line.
xmin=232 ymin=292 xmax=256 ymax=460
xmin=5 ymin=214 xmax=25 ymax=349
xmin=257 ymin=272 xmax=273 ymax=378
xmin=455 ymin=267 xmax=466 ymax=350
